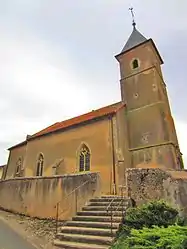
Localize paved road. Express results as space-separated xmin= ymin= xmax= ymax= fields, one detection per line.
xmin=0 ymin=219 xmax=36 ymax=249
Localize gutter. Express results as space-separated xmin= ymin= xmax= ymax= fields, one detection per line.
xmin=110 ymin=115 xmax=117 ymax=195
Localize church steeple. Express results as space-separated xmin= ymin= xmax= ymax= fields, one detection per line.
xmin=121 ymin=7 xmax=147 ymax=53
xmin=115 ymin=10 xmax=183 ymax=170
xmin=121 ymin=26 xmax=147 ymax=53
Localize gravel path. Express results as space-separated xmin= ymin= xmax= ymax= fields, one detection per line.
xmin=0 ymin=210 xmax=57 ymax=249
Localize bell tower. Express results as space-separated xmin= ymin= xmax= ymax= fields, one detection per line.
xmin=115 ymin=9 xmax=183 ymax=170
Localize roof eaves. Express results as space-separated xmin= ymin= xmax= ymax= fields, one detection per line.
xmin=149 ymin=39 xmax=164 ymax=64
xmin=115 ymin=102 xmax=126 ymax=112
xmin=8 ymin=140 xmax=27 ymax=151
xmin=115 ymin=39 xmax=164 ymax=64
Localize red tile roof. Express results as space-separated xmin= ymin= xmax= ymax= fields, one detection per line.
xmin=9 ymin=101 xmax=125 ymax=150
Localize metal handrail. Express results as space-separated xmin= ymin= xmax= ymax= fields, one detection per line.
xmin=55 ymin=177 xmax=92 ymax=234
xmin=106 ymin=197 xmax=123 ymax=237
xmin=106 ymin=198 xmax=115 ymax=212
xmin=115 ymin=199 xmax=123 ymax=212
xmin=106 ymin=198 xmax=115 ymax=237
xmin=106 ymin=188 xmax=127 ymax=237
xmin=58 ymin=179 xmax=90 ymax=216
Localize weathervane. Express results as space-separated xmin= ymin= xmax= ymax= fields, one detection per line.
xmin=129 ymin=7 xmax=136 ymax=28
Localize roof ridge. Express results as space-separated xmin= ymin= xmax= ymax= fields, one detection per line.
xmin=8 ymin=101 xmax=125 ymax=150
xmin=59 ymin=101 xmax=122 ymax=123
xmin=32 ymin=101 xmax=123 ymax=137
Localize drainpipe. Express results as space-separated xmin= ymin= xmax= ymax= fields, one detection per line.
xmin=110 ymin=115 xmax=116 ymax=195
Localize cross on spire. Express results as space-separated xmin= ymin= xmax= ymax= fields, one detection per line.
xmin=129 ymin=7 xmax=136 ymax=29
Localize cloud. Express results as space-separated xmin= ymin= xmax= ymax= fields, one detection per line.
xmin=0 ymin=28 xmax=92 ymax=165
xmin=0 ymin=0 xmax=187 ymax=170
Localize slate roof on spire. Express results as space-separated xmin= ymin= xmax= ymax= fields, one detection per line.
xmin=121 ymin=27 xmax=147 ymax=53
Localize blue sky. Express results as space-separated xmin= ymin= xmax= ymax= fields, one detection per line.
xmin=0 ymin=0 xmax=187 ymax=167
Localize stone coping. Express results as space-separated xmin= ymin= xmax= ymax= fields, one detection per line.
xmin=0 ymin=172 xmax=100 ymax=183
xmin=126 ymin=167 xmax=187 ymax=180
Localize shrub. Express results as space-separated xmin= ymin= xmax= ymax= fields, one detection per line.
xmin=112 ymin=225 xmax=187 ymax=249
xmin=124 ymin=200 xmax=179 ymax=230
xmin=112 ymin=201 xmax=187 ymax=249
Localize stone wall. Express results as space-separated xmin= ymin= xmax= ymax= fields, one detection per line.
xmin=0 ymin=172 xmax=101 ymax=220
xmin=126 ymin=168 xmax=187 ymax=215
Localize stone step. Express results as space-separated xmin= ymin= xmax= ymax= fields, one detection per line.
xmin=90 ymin=198 xmax=125 ymax=202
xmin=54 ymin=239 xmax=109 ymax=249
xmin=60 ymin=226 xmax=117 ymax=236
xmin=72 ymin=215 xmax=122 ymax=223
xmin=77 ymin=211 xmax=123 ymax=217
xmin=53 ymin=196 xmax=126 ymax=249
xmin=56 ymin=233 xmax=112 ymax=245
xmin=101 ymin=195 xmax=126 ymax=199
xmin=83 ymin=205 xmax=125 ymax=211
xmin=65 ymin=221 xmax=120 ymax=229
xmin=88 ymin=201 xmax=128 ymax=207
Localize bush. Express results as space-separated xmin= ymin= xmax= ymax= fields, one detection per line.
xmin=112 ymin=201 xmax=186 ymax=249
xmin=112 ymin=225 xmax=187 ymax=249
xmin=124 ymin=200 xmax=179 ymax=230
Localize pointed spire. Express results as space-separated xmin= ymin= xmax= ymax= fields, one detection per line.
xmin=121 ymin=8 xmax=147 ymax=53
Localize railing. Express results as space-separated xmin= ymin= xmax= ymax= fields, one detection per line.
xmin=106 ymin=186 xmax=127 ymax=237
xmin=54 ymin=177 xmax=92 ymax=234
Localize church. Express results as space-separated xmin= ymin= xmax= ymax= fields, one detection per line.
xmin=2 ymin=20 xmax=183 ymax=195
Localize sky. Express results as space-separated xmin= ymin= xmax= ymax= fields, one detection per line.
xmin=0 ymin=0 xmax=187 ymax=167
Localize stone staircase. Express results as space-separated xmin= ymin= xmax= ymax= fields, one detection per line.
xmin=54 ymin=195 xmax=130 ymax=249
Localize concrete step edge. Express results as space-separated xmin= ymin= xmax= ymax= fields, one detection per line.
xmin=88 ymin=201 xmax=129 ymax=205
xmin=54 ymin=239 xmax=109 ymax=249
xmin=56 ymin=233 xmax=112 ymax=245
xmin=90 ymin=199 xmax=127 ymax=202
xmin=72 ymin=215 xmax=122 ymax=220
xmin=101 ymin=195 xmax=127 ymax=198
xmin=60 ymin=226 xmax=117 ymax=232
xmin=83 ymin=206 xmax=125 ymax=209
xmin=59 ymin=226 xmax=117 ymax=236
xmin=77 ymin=211 xmax=123 ymax=216
xmin=65 ymin=221 xmax=120 ymax=229
xmin=57 ymin=232 xmax=112 ymax=241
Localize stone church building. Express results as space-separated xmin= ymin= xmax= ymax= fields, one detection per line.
xmin=2 ymin=23 xmax=183 ymax=195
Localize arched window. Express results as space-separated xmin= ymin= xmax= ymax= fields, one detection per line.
xmin=79 ymin=144 xmax=91 ymax=172
xmin=36 ymin=154 xmax=44 ymax=176
xmin=15 ymin=158 xmax=22 ymax=177
xmin=132 ymin=59 xmax=139 ymax=69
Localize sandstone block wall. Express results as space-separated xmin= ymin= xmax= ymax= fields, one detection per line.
xmin=0 ymin=172 xmax=101 ymax=220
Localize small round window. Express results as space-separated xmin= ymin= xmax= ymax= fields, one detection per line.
xmin=132 ymin=59 xmax=139 ymax=69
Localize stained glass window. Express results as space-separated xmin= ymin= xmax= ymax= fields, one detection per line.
xmin=36 ymin=154 xmax=44 ymax=176
xmin=79 ymin=145 xmax=90 ymax=172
